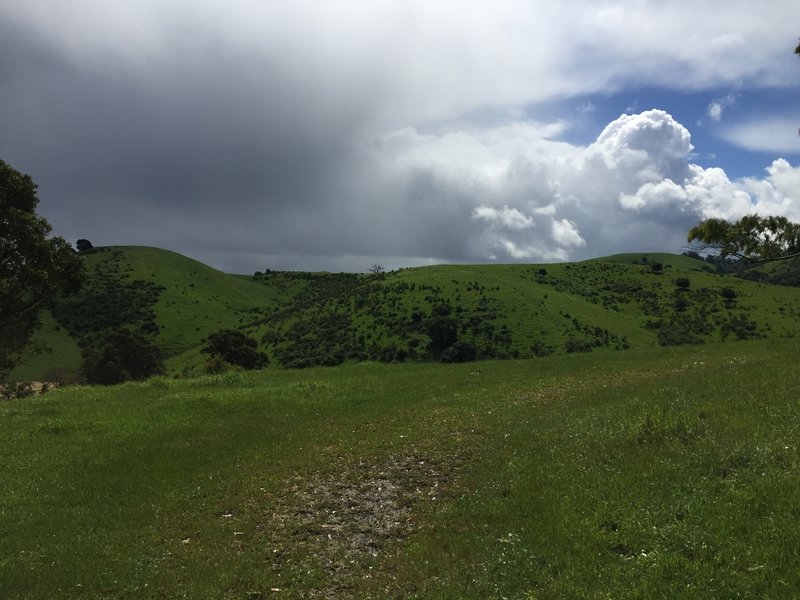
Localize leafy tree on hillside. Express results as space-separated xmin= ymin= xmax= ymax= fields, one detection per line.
xmin=1 ymin=159 xmax=84 ymax=377
xmin=203 ymin=329 xmax=267 ymax=370
xmin=674 ymin=277 xmax=691 ymax=290
xmin=440 ymin=340 xmax=477 ymax=363
xmin=688 ymin=215 xmax=800 ymax=265
xmin=427 ymin=316 xmax=458 ymax=350
xmin=76 ymin=239 xmax=93 ymax=252
xmin=80 ymin=328 xmax=165 ymax=385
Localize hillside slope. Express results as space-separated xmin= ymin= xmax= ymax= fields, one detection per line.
xmin=9 ymin=246 xmax=800 ymax=380
xmin=244 ymin=257 xmax=800 ymax=370
xmin=9 ymin=246 xmax=277 ymax=380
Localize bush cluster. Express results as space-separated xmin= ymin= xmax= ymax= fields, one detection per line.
xmin=202 ymin=329 xmax=267 ymax=371
xmin=80 ymin=328 xmax=165 ymax=385
xmin=52 ymin=250 xmax=164 ymax=338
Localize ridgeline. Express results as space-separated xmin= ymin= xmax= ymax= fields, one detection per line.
xmin=9 ymin=245 xmax=800 ymax=381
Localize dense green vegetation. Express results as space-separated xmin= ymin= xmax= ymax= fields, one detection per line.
xmin=80 ymin=327 xmax=166 ymax=385
xmin=3 ymin=340 xmax=800 ymax=598
xmin=0 ymin=159 xmax=84 ymax=378
xmin=9 ymin=246 xmax=800 ymax=383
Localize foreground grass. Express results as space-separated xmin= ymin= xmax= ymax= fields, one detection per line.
xmin=2 ymin=341 xmax=800 ymax=598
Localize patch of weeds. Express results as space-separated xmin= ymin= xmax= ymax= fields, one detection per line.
xmin=290 ymin=381 xmax=335 ymax=397
xmin=633 ymin=406 xmax=708 ymax=446
xmin=205 ymin=371 xmax=247 ymax=387
xmin=37 ymin=420 xmax=67 ymax=436
xmin=712 ymin=448 xmax=753 ymax=480
xmin=143 ymin=377 xmax=176 ymax=391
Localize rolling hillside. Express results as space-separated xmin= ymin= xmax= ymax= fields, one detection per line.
xmin=8 ymin=246 xmax=800 ymax=381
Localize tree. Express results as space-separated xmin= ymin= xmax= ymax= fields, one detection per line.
xmin=674 ymin=277 xmax=691 ymax=290
xmin=80 ymin=327 xmax=165 ymax=385
xmin=1 ymin=159 xmax=84 ymax=377
xmin=687 ymin=214 xmax=800 ymax=265
xmin=368 ymin=263 xmax=385 ymax=276
xmin=427 ymin=316 xmax=458 ymax=350
xmin=76 ymin=239 xmax=93 ymax=252
xmin=440 ymin=340 xmax=477 ymax=363
xmin=202 ymin=329 xmax=267 ymax=370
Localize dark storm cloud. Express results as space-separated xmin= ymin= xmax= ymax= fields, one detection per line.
xmin=0 ymin=5 xmax=483 ymax=270
xmin=2 ymin=1 xmax=800 ymax=272
xmin=0 ymin=5 xmax=377 ymax=266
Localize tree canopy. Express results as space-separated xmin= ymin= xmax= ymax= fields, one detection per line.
xmin=690 ymin=44 xmax=800 ymax=266
xmin=1 ymin=159 xmax=84 ymax=377
xmin=80 ymin=327 xmax=165 ymax=385
xmin=687 ymin=214 xmax=800 ymax=264
xmin=202 ymin=329 xmax=267 ymax=370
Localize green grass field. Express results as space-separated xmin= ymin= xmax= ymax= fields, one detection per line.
xmin=3 ymin=339 xmax=800 ymax=598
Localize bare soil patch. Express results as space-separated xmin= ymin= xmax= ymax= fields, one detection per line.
xmin=263 ymin=452 xmax=463 ymax=598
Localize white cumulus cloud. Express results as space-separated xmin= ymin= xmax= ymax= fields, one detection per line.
xmin=3 ymin=1 xmax=800 ymax=271
xmin=361 ymin=109 xmax=800 ymax=264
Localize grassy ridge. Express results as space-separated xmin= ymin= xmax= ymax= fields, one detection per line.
xmin=9 ymin=246 xmax=800 ymax=381
xmin=80 ymin=246 xmax=277 ymax=355
xmin=2 ymin=340 xmax=800 ymax=598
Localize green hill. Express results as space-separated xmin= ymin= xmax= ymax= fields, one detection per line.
xmin=8 ymin=246 xmax=276 ymax=381
xmin=8 ymin=246 xmax=800 ymax=381
xmin=588 ymin=251 xmax=716 ymax=271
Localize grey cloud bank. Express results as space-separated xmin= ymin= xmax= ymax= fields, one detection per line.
xmin=2 ymin=1 xmax=799 ymax=272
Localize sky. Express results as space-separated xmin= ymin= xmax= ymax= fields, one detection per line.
xmin=2 ymin=1 xmax=800 ymax=273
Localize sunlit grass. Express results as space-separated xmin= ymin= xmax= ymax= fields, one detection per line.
xmin=2 ymin=340 xmax=800 ymax=598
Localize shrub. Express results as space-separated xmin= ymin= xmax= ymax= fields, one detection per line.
xmin=674 ymin=277 xmax=690 ymax=290
xmin=657 ymin=323 xmax=704 ymax=347
xmin=530 ymin=341 xmax=555 ymax=357
xmin=427 ymin=316 xmax=458 ymax=349
xmin=204 ymin=353 xmax=231 ymax=374
xmin=81 ymin=328 xmax=165 ymax=385
xmin=440 ymin=341 xmax=477 ymax=363
xmin=203 ymin=329 xmax=267 ymax=370
xmin=673 ymin=297 xmax=689 ymax=312
xmin=41 ymin=365 xmax=83 ymax=386
xmin=565 ymin=339 xmax=592 ymax=353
